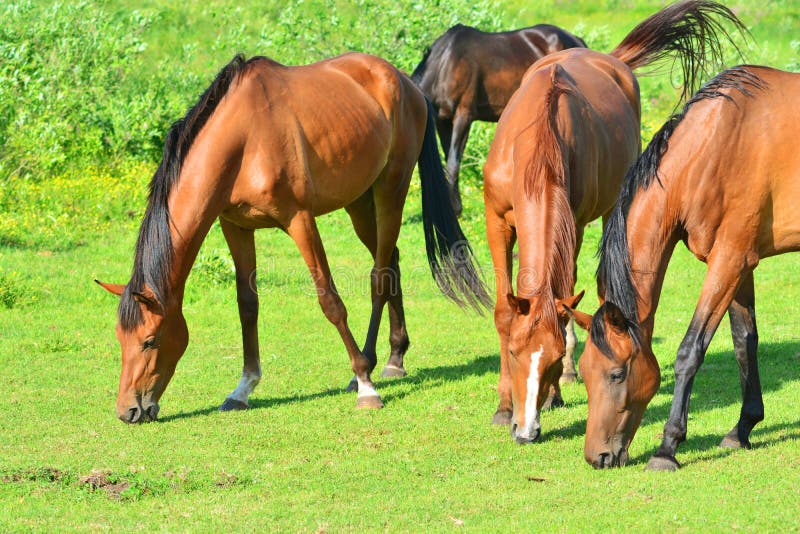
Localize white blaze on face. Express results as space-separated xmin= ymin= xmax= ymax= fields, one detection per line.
xmin=520 ymin=345 xmax=543 ymax=439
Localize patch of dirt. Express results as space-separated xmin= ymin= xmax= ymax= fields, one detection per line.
xmin=2 ymin=467 xmax=66 ymax=484
xmin=78 ymin=469 xmax=130 ymax=500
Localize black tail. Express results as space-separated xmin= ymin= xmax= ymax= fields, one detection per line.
xmin=610 ymin=0 xmax=748 ymax=104
xmin=418 ymin=98 xmax=491 ymax=313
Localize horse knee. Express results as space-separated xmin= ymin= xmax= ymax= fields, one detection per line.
xmin=319 ymin=292 xmax=347 ymax=325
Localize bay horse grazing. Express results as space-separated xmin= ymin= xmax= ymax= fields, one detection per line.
xmin=578 ymin=66 xmax=799 ymax=470
xmin=482 ymin=0 xmax=745 ymax=444
xmin=96 ymin=52 xmax=490 ymax=423
xmin=411 ymin=24 xmax=586 ymax=216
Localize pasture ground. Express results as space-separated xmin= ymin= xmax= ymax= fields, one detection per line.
xmin=1 ymin=0 xmax=799 ymax=530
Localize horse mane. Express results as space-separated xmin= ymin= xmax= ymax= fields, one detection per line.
xmin=119 ymin=54 xmax=251 ymax=330
xmin=519 ymin=65 xmax=576 ymax=326
xmin=591 ymin=66 xmax=767 ymax=356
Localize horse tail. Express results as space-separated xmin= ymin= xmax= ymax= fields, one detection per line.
xmin=610 ymin=0 xmax=747 ymax=103
xmin=411 ymin=47 xmax=432 ymax=85
xmin=417 ymin=97 xmax=491 ymax=313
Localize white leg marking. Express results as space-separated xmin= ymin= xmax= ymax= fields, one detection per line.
xmin=520 ymin=346 xmax=543 ymax=439
xmin=356 ymin=376 xmax=380 ymax=398
xmin=227 ymin=369 xmax=261 ymax=405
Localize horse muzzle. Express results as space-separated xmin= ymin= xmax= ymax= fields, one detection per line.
xmin=117 ymin=402 xmax=160 ymax=424
xmin=511 ymin=422 xmax=541 ymax=444
xmin=590 ymin=449 xmax=629 ymax=469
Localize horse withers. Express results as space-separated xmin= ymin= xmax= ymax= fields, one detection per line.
xmin=482 ymin=0 xmax=745 ymax=444
xmin=411 ymin=24 xmax=586 ymax=216
xmin=97 ymin=52 xmax=489 ymax=423
xmin=578 ymin=66 xmax=799 ymax=470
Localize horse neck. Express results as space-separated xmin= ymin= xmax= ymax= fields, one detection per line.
xmin=165 ymin=162 xmax=230 ymax=301
xmin=514 ymin=182 xmax=576 ymax=300
xmin=623 ymin=184 xmax=682 ymax=342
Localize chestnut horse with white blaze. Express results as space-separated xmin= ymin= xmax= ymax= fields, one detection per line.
xmin=411 ymin=24 xmax=586 ymax=215
xmin=482 ymin=0 xmax=745 ymax=444
xmin=578 ymin=66 xmax=799 ymax=470
xmin=97 ymin=52 xmax=489 ymax=423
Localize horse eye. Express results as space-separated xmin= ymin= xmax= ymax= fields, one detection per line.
xmin=143 ymin=338 xmax=157 ymax=350
xmin=610 ymin=368 xmax=626 ymax=382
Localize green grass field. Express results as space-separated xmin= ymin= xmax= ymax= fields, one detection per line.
xmin=1 ymin=0 xmax=799 ymax=531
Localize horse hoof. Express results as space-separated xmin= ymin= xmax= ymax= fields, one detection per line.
xmin=492 ymin=410 xmax=512 ymax=425
xmin=381 ymin=364 xmax=407 ymax=378
xmin=645 ymin=455 xmax=680 ymax=472
xmin=541 ymin=395 xmax=565 ymax=410
xmin=219 ymin=398 xmax=248 ymax=412
xmin=719 ymin=435 xmax=751 ymax=449
xmin=356 ymin=396 xmax=384 ymax=409
xmin=346 ymin=377 xmax=358 ymax=393
xmin=559 ymin=372 xmax=578 ymax=385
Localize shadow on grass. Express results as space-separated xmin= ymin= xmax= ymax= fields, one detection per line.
xmin=617 ymin=339 xmax=800 ymax=467
xmin=160 ymin=353 xmax=499 ymax=423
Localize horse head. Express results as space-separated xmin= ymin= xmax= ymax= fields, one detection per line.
xmin=96 ymin=280 xmax=188 ymax=423
xmin=578 ymin=301 xmax=660 ymax=468
xmin=505 ymin=290 xmax=590 ymax=444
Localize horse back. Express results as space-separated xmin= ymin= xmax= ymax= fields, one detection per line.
xmin=416 ymin=24 xmax=585 ymax=120
xmin=218 ymin=53 xmax=425 ymax=224
xmin=505 ymin=49 xmax=641 ymax=223
xmin=658 ymin=67 xmax=800 ymax=257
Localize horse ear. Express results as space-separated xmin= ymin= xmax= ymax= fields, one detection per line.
xmin=557 ymin=289 xmax=585 ymax=311
xmin=95 ymin=280 xmax=125 ymax=297
xmin=558 ymin=302 xmax=592 ymax=331
xmin=603 ymin=301 xmax=629 ymax=333
xmin=506 ymin=293 xmax=530 ymax=315
xmin=131 ymin=286 xmax=164 ymax=313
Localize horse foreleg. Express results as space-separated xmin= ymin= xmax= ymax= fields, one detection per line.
xmin=560 ymin=226 xmax=585 ymax=385
xmin=287 ymin=210 xmax=383 ymax=409
xmin=218 ymin=218 xmax=261 ymax=411
xmin=446 ymin=110 xmax=473 ymax=217
xmin=720 ymin=271 xmax=764 ymax=449
xmin=647 ymin=253 xmax=753 ymax=471
xmin=486 ymin=207 xmax=516 ymax=425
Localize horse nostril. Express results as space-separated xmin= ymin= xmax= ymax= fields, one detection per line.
xmin=595 ymin=452 xmax=611 ymax=469
xmin=124 ymin=406 xmax=141 ymax=424
xmin=144 ymin=404 xmax=159 ymax=421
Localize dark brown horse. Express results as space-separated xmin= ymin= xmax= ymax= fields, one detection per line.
xmin=411 ymin=24 xmax=586 ymax=215
xmin=578 ymin=66 xmax=798 ymax=470
xmin=97 ymin=52 xmax=489 ymax=423
xmin=482 ymin=0 xmax=745 ymax=444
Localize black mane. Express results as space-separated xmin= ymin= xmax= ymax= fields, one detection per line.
xmin=590 ymin=66 xmax=767 ymax=356
xmin=119 ymin=54 xmax=250 ymax=330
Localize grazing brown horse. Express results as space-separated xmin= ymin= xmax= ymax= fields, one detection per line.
xmin=411 ymin=24 xmax=586 ymax=215
xmin=578 ymin=66 xmax=799 ymax=470
xmin=97 ymin=52 xmax=489 ymax=423
xmin=482 ymin=0 xmax=745 ymax=444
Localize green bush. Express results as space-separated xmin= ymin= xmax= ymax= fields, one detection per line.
xmin=0 ymin=1 xmax=195 ymax=179
xmin=0 ymin=270 xmax=37 ymax=309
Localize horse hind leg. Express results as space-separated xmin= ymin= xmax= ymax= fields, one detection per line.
xmin=446 ymin=109 xmax=473 ymax=217
xmin=344 ymin=192 xmax=409 ymax=384
xmin=287 ymin=210 xmax=383 ymax=409
xmin=218 ymin=218 xmax=262 ymax=411
xmin=719 ymin=271 xmax=764 ymax=449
